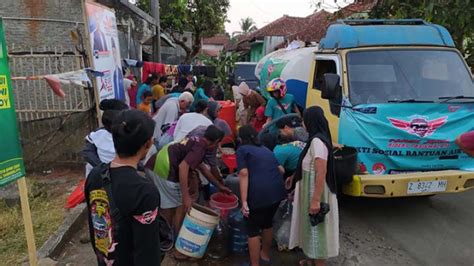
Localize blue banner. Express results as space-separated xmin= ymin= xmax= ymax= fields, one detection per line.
xmin=339 ymin=103 xmax=474 ymax=175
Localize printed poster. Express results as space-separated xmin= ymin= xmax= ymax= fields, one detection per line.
xmin=0 ymin=18 xmax=26 ymax=187
xmin=85 ymin=1 xmax=124 ymax=102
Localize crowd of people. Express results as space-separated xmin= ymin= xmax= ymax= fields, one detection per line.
xmin=82 ymin=71 xmax=341 ymax=266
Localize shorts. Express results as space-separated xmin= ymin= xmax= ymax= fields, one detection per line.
xmin=244 ymin=202 xmax=280 ymax=237
xmin=146 ymin=168 xmax=201 ymax=209
xmin=146 ymin=169 xmax=182 ymax=209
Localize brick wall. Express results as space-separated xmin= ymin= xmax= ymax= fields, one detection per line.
xmin=0 ymin=0 xmax=84 ymax=52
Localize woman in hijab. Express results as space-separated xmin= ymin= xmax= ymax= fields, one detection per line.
xmin=289 ymin=106 xmax=339 ymax=266
xmin=207 ymin=101 xmax=232 ymax=137
xmin=237 ymin=82 xmax=266 ymax=125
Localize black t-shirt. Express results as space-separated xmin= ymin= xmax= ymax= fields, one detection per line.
xmin=85 ymin=165 xmax=161 ymax=265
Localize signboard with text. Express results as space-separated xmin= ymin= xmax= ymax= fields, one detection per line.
xmin=85 ymin=1 xmax=124 ymax=102
xmin=339 ymin=103 xmax=474 ymax=175
xmin=0 ymin=18 xmax=26 ymax=187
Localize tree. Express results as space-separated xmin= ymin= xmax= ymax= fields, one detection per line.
xmin=137 ymin=0 xmax=230 ymax=63
xmin=370 ymin=0 xmax=474 ymax=68
xmin=198 ymin=50 xmax=238 ymax=99
xmin=240 ymin=17 xmax=257 ymax=34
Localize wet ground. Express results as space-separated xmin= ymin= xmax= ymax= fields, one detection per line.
xmin=50 ymin=189 xmax=474 ymax=266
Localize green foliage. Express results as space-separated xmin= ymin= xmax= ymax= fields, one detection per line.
xmin=370 ymin=0 xmax=474 ymax=68
xmin=240 ymin=17 xmax=257 ymax=34
xmin=137 ymin=0 xmax=230 ymax=63
xmin=198 ymin=50 xmax=238 ymax=99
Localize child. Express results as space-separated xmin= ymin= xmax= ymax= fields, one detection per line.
xmin=127 ymin=75 xmax=138 ymax=109
xmin=82 ymin=99 xmax=128 ymax=177
xmin=137 ymin=91 xmax=153 ymax=115
xmin=136 ymin=73 xmax=158 ymax=106
xmin=251 ymin=106 xmax=266 ymax=133
xmin=237 ymin=125 xmax=286 ymax=266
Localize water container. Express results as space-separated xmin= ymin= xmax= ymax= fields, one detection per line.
xmin=224 ymin=173 xmax=240 ymax=199
xmin=175 ymin=204 xmax=219 ymax=258
xmin=207 ymin=219 xmax=230 ymax=259
xmin=217 ymin=100 xmax=237 ymax=144
xmin=228 ymin=209 xmax=248 ymax=253
xmin=207 ymin=193 xmax=238 ymax=260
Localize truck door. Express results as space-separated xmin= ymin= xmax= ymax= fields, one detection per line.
xmin=306 ymin=55 xmax=342 ymax=140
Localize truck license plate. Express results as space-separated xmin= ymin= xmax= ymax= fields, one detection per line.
xmin=407 ymin=180 xmax=448 ymax=194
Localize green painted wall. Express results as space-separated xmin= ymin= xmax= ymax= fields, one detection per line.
xmin=250 ymin=42 xmax=264 ymax=62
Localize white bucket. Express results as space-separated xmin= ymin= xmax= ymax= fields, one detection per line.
xmin=175 ymin=204 xmax=220 ymax=258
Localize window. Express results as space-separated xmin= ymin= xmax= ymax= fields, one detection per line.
xmin=347 ymin=49 xmax=473 ymax=105
xmin=313 ymin=60 xmax=337 ymax=91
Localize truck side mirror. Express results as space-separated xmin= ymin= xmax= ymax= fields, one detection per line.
xmin=321 ymin=73 xmax=341 ymax=100
xmin=322 ymin=73 xmax=342 ymax=117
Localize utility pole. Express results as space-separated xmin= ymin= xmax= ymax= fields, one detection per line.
xmin=151 ymin=0 xmax=162 ymax=62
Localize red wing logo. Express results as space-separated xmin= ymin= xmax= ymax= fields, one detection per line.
xmin=388 ymin=116 xmax=447 ymax=138
xmin=133 ymin=208 xmax=158 ymax=225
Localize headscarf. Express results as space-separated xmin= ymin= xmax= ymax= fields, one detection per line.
xmin=294 ymin=106 xmax=336 ymax=193
xmin=237 ymin=82 xmax=251 ymax=96
xmin=207 ymin=101 xmax=221 ymax=121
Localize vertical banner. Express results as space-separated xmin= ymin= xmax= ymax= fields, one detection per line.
xmin=0 ymin=18 xmax=37 ymax=265
xmin=85 ymin=1 xmax=124 ymax=102
xmin=0 ymin=18 xmax=26 ymax=187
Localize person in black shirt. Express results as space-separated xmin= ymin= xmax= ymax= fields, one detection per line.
xmin=85 ymin=109 xmax=161 ymax=265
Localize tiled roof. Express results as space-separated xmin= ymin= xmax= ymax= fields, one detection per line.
xmin=201 ymin=48 xmax=220 ymax=57
xmin=335 ymin=0 xmax=378 ymax=18
xmin=289 ymin=10 xmax=332 ymax=43
xmin=202 ymin=34 xmax=230 ymax=45
xmin=225 ymin=35 xmax=251 ymax=51
xmin=242 ymin=15 xmax=308 ymax=43
xmin=235 ymin=0 xmax=378 ymax=48
xmin=290 ymin=0 xmax=378 ymax=42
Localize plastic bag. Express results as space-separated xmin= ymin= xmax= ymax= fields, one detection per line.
xmin=273 ymin=199 xmax=292 ymax=251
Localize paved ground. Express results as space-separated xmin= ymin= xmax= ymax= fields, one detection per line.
xmin=52 ymin=190 xmax=474 ymax=266
xmin=339 ymin=190 xmax=474 ymax=266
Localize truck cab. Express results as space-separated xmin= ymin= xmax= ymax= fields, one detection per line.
xmin=308 ymin=19 xmax=474 ymax=197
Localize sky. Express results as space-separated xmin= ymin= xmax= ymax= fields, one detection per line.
xmin=225 ymin=0 xmax=354 ymax=35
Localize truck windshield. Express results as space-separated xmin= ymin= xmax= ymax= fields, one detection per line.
xmin=347 ymin=49 xmax=474 ymax=105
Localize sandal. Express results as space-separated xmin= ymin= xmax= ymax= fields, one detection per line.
xmin=260 ymin=257 xmax=271 ymax=265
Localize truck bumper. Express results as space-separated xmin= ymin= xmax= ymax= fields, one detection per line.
xmin=343 ymin=170 xmax=474 ymax=197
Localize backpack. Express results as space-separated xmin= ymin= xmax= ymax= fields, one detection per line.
xmin=99 ymin=163 xmax=174 ymax=261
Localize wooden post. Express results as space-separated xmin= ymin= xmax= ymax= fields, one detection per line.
xmin=151 ymin=0 xmax=162 ymax=62
xmin=17 ymin=177 xmax=38 ymax=266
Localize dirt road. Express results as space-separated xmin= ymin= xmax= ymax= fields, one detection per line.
xmin=54 ymin=190 xmax=474 ymax=265
xmin=340 ymin=189 xmax=474 ymax=266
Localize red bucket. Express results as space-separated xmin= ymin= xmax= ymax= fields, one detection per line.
xmin=210 ymin=192 xmax=239 ymax=219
